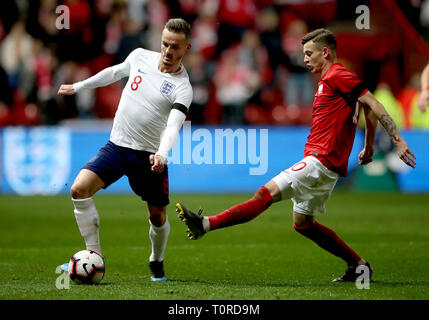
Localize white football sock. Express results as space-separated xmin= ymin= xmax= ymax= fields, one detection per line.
xmin=202 ymin=217 xmax=210 ymax=232
xmin=72 ymin=197 xmax=102 ymax=256
xmin=149 ymin=217 xmax=170 ymax=262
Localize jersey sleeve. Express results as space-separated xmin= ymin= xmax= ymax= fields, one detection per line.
xmin=329 ymin=68 xmax=368 ymax=101
xmin=156 ymin=109 xmax=187 ymax=160
xmin=173 ymin=82 xmax=193 ymax=109
xmin=73 ymin=49 xmax=138 ymax=92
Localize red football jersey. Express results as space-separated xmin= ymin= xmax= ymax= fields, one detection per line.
xmin=304 ymin=63 xmax=368 ymax=176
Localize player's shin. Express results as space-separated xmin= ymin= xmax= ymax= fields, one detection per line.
xmin=149 ymin=216 xmax=170 ymax=262
xmin=72 ymin=197 xmax=102 ymax=256
xmin=294 ymin=221 xmax=361 ymax=266
xmin=208 ymin=186 xmax=273 ymax=231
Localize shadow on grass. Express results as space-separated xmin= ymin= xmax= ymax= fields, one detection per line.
xmin=166 ymin=278 xmax=337 ymax=288
xmin=370 ymin=280 xmax=429 ymax=287
xmin=165 ymin=278 xmax=429 ymax=289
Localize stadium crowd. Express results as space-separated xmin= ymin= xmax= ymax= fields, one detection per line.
xmin=0 ymin=0 xmax=428 ymax=128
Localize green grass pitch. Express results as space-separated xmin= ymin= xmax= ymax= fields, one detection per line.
xmin=0 ymin=192 xmax=428 ymax=300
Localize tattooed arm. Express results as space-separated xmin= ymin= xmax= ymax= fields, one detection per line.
xmin=379 ymin=114 xmax=400 ymax=142
xmin=358 ymin=91 xmax=416 ymax=168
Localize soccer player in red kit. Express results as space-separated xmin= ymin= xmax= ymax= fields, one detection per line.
xmin=176 ymin=29 xmax=416 ymax=282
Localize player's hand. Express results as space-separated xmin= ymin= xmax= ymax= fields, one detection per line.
xmin=358 ymin=146 xmax=374 ymax=165
xmin=417 ymin=90 xmax=429 ymax=112
xmin=57 ymin=84 xmax=75 ymax=96
xmin=150 ymin=154 xmax=165 ymax=173
xmin=394 ymin=137 xmax=416 ymax=168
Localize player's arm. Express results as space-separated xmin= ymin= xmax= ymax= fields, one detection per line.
xmin=358 ymin=91 xmax=416 ymax=168
xmin=57 ymin=60 xmax=130 ymax=96
xmin=150 ymin=104 xmax=187 ymax=173
xmin=358 ymin=103 xmax=378 ymax=165
xmin=417 ymin=62 xmax=429 ymax=112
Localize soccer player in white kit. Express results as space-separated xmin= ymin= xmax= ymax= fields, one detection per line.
xmin=57 ymin=18 xmax=193 ymax=281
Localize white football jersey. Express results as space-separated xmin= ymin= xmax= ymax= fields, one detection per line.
xmin=74 ymin=48 xmax=193 ymax=153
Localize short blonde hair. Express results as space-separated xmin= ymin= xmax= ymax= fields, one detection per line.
xmin=165 ymin=18 xmax=191 ymax=41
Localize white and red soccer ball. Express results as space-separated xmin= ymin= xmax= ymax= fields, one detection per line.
xmin=68 ymin=250 xmax=105 ymax=284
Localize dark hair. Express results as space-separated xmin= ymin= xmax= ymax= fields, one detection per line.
xmin=301 ymin=28 xmax=337 ymax=51
xmin=165 ymin=18 xmax=191 ymax=41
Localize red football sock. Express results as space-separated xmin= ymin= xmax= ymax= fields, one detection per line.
xmin=208 ymin=186 xmax=273 ymax=231
xmin=294 ymin=221 xmax=361 ymax=266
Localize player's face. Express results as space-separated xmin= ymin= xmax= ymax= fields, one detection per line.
xmin=303 ymin=41 xmax=326 ymax=74
xmin=160 ymin=29 xmax=190 ymax=71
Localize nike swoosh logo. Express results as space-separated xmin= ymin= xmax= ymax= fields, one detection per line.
xmin=82 ymin=263 xmax=92 ymax=275
xmin=138 ymin=69 xmax=146 ymax=74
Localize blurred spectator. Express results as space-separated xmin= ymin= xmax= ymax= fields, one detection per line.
xmin=0 ymin=0 xmax=426 ymax=127
xmin=32 ymin=40 xmax=54 ymax=102
xmin=0 ymin=20 xmax=34 ymax=94
xmin=281 ymin=19 xmax=314 ymax=110
xmin=410 ymin=93 xmax=429 ymax=128
xmin=116 ymin=0 xmax=146 ymax=58
xmin=128 ymin=0 xmax=148 ymax=25
xmin=166 ymin=0 xmax=185 ymax=19
xmin=421 ymin=0 xmax=429 ymax=40
xmin=373 ymin=82 xmax=404 ymax=129
xmin=238 ymin=29 xmax=272 ymax=85
xmin=0 ymin=1 xmax=20 ymax=41
xmin=397 ymin=74 xmax=420 ymax=129
xmin=49 ymin=61 xmax=79 ymax=123
xmin=184 ymin=51 xmax=211 ymax=123
xmin=55 ymin=0 xmax=103 ymax=62
xmin=26 ymin=0 xmax=60 ymax=46
xmin=103 ymin=4 xmax=124 ymax=56
xmin=190 ymin=1 xmax=218 ymax=61
xmin=73 ymin=66 xmax=96 ymax=118
xmin=177 ymin=0 xmax=198 ymax=22
xmin=278 ymin=0 xmax=337 ymax=29
xmin=215 ymin=0 xmax=257 ymax=58
xmin=115 ymin=11 xmax=144 ymax=64
xmin=0 ymin=66 xmax=13 ymax=126
xmin=146 ymin=0 xmax=170 ymax=51
xmin=257 ymin=7 xmax=284 ymax=71
xmin=417 ymin=62 xmax=429 ymax=112
xmin=403 ymin=73 xmax=429 ymax=129
xmin=214 ymin=30 xmax=266 ymax=124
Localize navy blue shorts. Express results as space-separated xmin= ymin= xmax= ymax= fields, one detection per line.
xmin=83 ymin=141 xmax=169 ymax=207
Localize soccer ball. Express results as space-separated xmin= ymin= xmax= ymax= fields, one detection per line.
xmin=68 ymin=250 xmax=105 ymax=284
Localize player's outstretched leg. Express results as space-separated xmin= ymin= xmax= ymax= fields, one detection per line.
xmin=293 ymin=213 xmax=372 ymax=282
xmin=176 ymin=186 xmax=273 ymax=239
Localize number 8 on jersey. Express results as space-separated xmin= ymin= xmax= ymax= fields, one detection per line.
xmin=131 ymin=75 xmax=142 ymax=91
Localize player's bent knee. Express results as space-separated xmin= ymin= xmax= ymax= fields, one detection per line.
xmin=70 ymin=183 xmax=93 ymax=199
xmin=293 ymin=212 xmax=314 ymax=230
xmin=264 ymin=180 xmax=281 ymax=203
xmin=148 ymin=205 xmax=167 ymax=227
